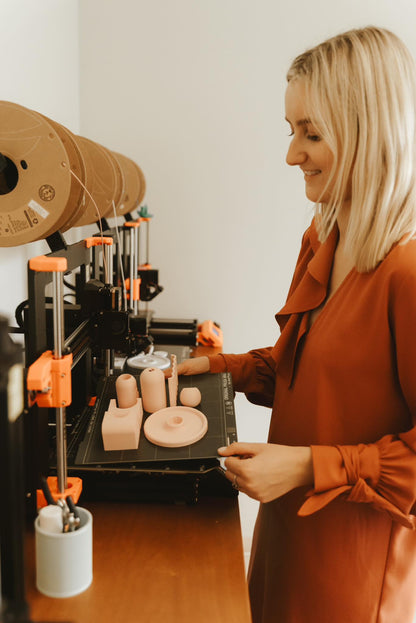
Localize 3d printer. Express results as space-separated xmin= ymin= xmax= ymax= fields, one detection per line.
xmin=0 ymin=101 xmax=235 ymax=517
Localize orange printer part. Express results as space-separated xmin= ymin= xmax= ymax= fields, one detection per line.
xmin=84 ymin=236 xmax=114 ymax=248
xmin=29 ymin=255 xmax=68 ymax=273
xmin=197 ymin=320 xmax=223 ymax=348
xmin=36 ymin=476 xmax=83 ymax=509
xmin=124 ymin=277 xmax=142 ymax=301
xmin=27 ymin=351 xmax=73 ymax=408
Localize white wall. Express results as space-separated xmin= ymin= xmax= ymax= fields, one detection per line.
xmin=0 ymin=0 xmax=80 ymax=325
xmin=78 ymin=0 xmax=416 ymax=550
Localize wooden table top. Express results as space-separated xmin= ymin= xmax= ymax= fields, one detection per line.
xmin=25 ymin=497 xmax=252 ymax=623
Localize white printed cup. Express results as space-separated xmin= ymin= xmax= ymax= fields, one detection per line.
xmin=35 ymin=506 xmax=93 ymax=598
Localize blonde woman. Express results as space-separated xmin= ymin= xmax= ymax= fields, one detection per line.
xmin=177 ymin=27 xmax=416 ymax=622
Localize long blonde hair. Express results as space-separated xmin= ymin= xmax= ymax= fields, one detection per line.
xmin=287 ymin=26 xmax=416 ymax=271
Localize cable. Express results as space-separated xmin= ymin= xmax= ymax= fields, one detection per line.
xmin=69 ymin=168 xmax=109 ymax=283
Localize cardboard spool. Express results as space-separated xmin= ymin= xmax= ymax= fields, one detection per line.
xmin=37 ymin=115 xmax=88 ymax=233
xmin=71 ymin=136 xmax=122 ymax=227
xmin=0 ymin=100 xmax=146 ymax=247
xmin=112 ymin=152 xmax=146 ymax=218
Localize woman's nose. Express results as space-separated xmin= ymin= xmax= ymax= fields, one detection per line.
xmin=286 ymin=137 xmax=307 ymax=166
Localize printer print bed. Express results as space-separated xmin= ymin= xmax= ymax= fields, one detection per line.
xmin=75 ymin=372 xmax=236 ymax=465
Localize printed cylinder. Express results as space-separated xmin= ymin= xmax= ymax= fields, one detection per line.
xmin=116 ymin=373 xmax=138 ymax=409
xmin=140 ymin=367 xmax=167 ymax=413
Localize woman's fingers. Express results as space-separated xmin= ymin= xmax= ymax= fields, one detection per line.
xmin=218 ymin=443 xmax=313 ymax=503
xmin=218 ymin=442 xmax=258 ymax=457
xmin=176 ymin=356 xmax=210 ymax=376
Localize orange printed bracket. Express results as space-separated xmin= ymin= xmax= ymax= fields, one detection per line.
xmin=27 ymin=351 xmax=73 ymax=408
xmin=124 ymin=221 xmax=140 ymax=228
xmin=124 ymin=277 xmax=141 ymax=301
xmin=84 ymin=236 xmax=113 ymax=248
xmin=29 ymin=255 xmax=68 ymax=273
xmin=37 ymin=476 xmax=83 ymax=509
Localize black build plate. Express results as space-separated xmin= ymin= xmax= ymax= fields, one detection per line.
xmin=74 ymin=372 xmax=236 ymax=466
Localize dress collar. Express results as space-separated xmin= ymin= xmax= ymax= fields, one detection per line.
xmin=276 ymin=221 xmax=339 ymax=320
xmin=271 ymin=221 xmax=339 ymax=387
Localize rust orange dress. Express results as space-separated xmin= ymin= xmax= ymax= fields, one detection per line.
xmin=209 ymin=221 xmax=416 ymax=623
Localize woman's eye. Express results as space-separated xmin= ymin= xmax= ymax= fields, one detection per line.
xmin=288 ymin=130 xmax=294 ymax=137
xmin=307 ymin=134 xmax=321 ymax=142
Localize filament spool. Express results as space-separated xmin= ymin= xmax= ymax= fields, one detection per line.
xmin=112 ymin=152 xmax=146 ymax=217
xmin=0 ymin=101 xmax=72 ymax=247
xmin=131 ymin=160 xmax=146 ymax=213
xmin=69 ymin=136 xmax=122 ymax=227
xmin=0 ymin=100 xmax=146 ymax=246
xmin=37 ymin=115 xmax=88 ymax=233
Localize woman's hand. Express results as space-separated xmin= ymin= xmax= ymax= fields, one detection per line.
xmin=218 ymin=442 xmax=314 ymax=503
xmin=174 ymin=356 xmax=210 ymax=376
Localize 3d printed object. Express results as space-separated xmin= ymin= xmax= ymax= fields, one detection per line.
xmin=167 ymin=354 xmax=178 ymax=407
xmin=179 ymin=387 xmax=202 ymax=408
xmin=143 ymin=406 xmax=208 ymax=448
xmin=140 ymin=367 xmax=167 ymax=413
xmin=125 ymin=351 xmax=171 ymax=371
xmin=101 ymin=374 xmax=143 ymax=451
xmin=115 ymin=373 xmax=138 ymax=408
